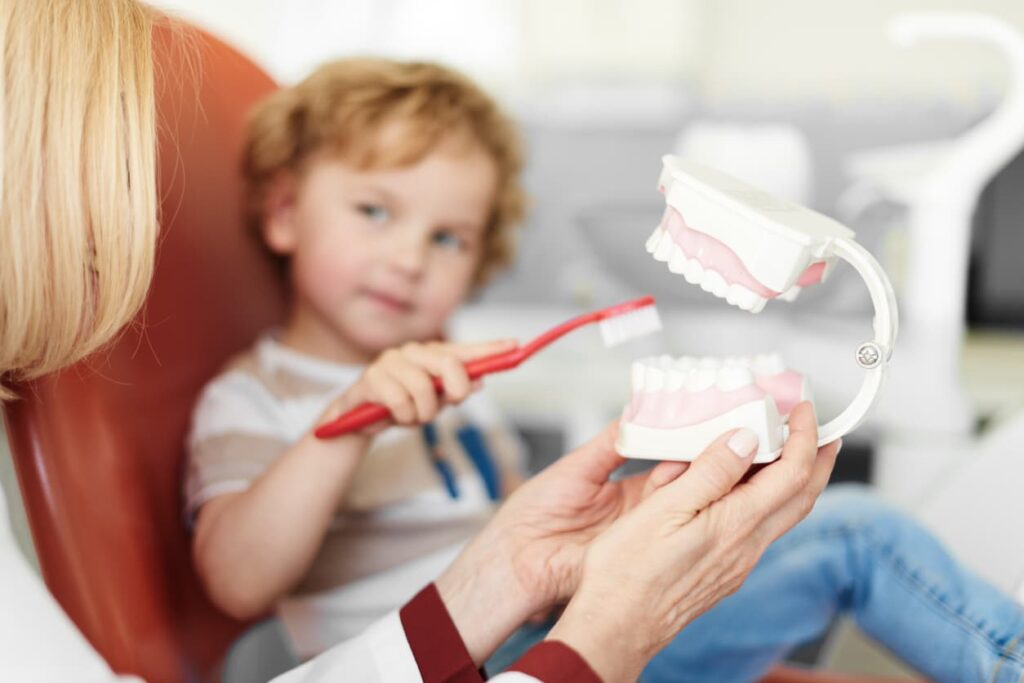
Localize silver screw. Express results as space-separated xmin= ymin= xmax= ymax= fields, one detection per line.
xmin=856 ymin=342 xmax=882 ymax=369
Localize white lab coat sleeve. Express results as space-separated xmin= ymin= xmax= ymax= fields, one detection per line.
xmin=268 ymin=611 xmax=551 ymax=683
xmin=0 ymin=487 xmax=142 ymax=682
xmin=270 ymin=610 xmax=421 ymax=682
xmin=269 ymin=584 xmax=598 ymax=683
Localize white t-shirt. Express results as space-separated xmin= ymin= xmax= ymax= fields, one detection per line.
xmin=186 ymin=335 xmax=526 ymax=657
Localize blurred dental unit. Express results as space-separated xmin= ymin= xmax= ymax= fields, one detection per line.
xmin=112 ymin=0 xmax=1024 ymax=671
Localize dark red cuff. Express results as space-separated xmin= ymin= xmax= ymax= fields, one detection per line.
xmin=506 ymin=641 xmax=603 ymax=683
xmin=400 ymin=583 xmax=483 ymax=683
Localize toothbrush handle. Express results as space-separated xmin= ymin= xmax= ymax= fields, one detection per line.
xmin=314 ymin=349 xmax=525 ymax=439
xmin=315 ymin=402 xmax=393 ymax=438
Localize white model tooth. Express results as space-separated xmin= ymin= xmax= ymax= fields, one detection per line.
xmin=779 ymin=286 xmax=802 ymax=302
xmin=653 ymin=235 xmax=674 ymax=262
xmin=658 ymin=354 xmax=675 ymax=370
xmin=631 ymin=361 xmax=646 ymax=392
xmin=727 ymin=284 xmax=760 ymax=311
xmin=716 ymin=366 xmax=755 ymax=391
xmin=752 ymin=353 xmax=786 ymax=376
xmin=674 ymin=356 xmax=696 ymax=372
xmin=685 ymin=368 xmax=717 ymax=392
xmin=749 ymin=296 xmax=768 ymax=314
xmin=708 ymin=271 xmax=730 ymax=298
xmin=697 ymin=356 xmax=720 ymax=370
xmin=699 ymin=272 xmax=715 ymax=293
xmin=645 ymin=227 xmax=663 ymax=254
xmin=645 ymin=365 xmax=666 ymax=391
xmin=666 ymin=369 xmax=686 ymax=391
xmin=668 ymin=247 xmax=688 ymax=274
xmin=683 ymin=259 xmax=704 ymax=285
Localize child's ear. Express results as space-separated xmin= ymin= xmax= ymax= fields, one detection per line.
xmin=262 ymin=173 xmax=300 ymax=255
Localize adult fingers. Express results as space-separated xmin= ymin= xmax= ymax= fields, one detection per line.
xmin=778 ymin=402 xmax=821 ymax=470
xmin=558 ymin=421 xmax=627 ymax=486
xmin=644 ymin=427 xmax=759 ymax=525
xmin=640 ymin=461 xmax=690 ymax=500
xmin=751 ymin=439 xmax=840 ymax=547
xmin=725 ymin=402 xmax=824 ymax=523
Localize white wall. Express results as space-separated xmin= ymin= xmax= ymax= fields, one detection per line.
xmin=699 ymin=0 xmax=1023 ymax=106
xmin=150 ymin=0 xmax=1024 ymax=106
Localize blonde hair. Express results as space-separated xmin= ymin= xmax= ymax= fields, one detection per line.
xmin=0 ymin=0 xmax=157 ymax=399
xmin=243 ymin=58 xmax=526 ymax=286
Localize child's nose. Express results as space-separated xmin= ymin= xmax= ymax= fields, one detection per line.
xmin=389 ymin=233 xmax=428 ymax=277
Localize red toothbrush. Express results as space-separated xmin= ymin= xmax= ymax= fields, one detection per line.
xmin=314 ymin=295 xmax=662 ymax=439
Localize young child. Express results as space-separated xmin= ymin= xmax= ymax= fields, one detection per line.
xmin=185 ymin=58 xmax=529 ymax=658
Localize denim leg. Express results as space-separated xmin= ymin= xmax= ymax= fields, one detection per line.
xmin=642 ymin=484 xmax=1024 ymax=683
xmin=485 ymin=618 xmax=557 ymax=674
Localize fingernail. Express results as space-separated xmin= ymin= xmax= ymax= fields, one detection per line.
xmin=727 ymin=428 xmax=758 ymax=458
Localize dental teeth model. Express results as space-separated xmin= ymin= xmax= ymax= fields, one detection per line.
xmin=618 ymin=354 xmax=812 ymax=463
xmin=619 ymin=157 xmax=899 ymax=463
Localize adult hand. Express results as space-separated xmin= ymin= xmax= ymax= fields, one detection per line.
xmin=435 ymin=421 xmax=685 ymax=663
xmin=547 ymin=402 xmax=839 ymax=682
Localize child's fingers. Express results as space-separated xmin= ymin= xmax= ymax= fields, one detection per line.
xmin=401 ymin=344 xmax=475 ymax=404
xmin=436 ymin=355 xmax=472 ymax=403
xmin=366 ymin=366 xmax=416 ymax=424
xmin=382 ymin=356 xmax=439 ymax=423
xmin=445 ymin=338 xmax=518 ymax=362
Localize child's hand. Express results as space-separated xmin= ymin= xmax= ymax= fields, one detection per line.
xmin=321 ymin=339 xmax=517 ymax=433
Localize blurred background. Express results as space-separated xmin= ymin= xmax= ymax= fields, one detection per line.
xmin=7 ymin=0 xmax=1024 ymax=676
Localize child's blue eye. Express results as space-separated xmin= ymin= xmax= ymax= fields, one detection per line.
xmin=357 ymin=204 xmax=390 ymax=224
xmin=432 ymin=230 xmax=465 ymax=251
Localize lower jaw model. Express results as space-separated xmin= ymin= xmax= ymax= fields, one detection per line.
xmin=617 ymin=156 xmax=898 ymax=463
xmin=618 ymin=353 xmax=811 ymax=464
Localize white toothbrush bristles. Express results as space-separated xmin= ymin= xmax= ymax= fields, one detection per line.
xmin=599 ymin=304 xmax=662 ymax=347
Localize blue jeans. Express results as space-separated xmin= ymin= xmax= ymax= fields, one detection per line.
xmin=488 ymin=484 xmax=1024 ymax=682
xmin=642 ymin=484 xmax=1024 ymax=683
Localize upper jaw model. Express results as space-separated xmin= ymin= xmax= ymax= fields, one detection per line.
xmin=618 ymin=156 xmax=899 ymax=463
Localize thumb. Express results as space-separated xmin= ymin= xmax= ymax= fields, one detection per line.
xmin=558 ymin=421 xmax=626 ymax=485
xmin=647 ymin=427 xmax=759 ymax=523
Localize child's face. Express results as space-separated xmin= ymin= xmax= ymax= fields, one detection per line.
xmin=266 ymin=143 xmax=498 ymax=362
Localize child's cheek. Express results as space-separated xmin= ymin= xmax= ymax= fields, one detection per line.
xmin=426 ymin=268 xmax=474 ymax=318
xmin=298 ymin=248 xmax=362 ymax=309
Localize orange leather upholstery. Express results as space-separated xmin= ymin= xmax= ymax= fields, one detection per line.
xmin=2 ymin=23 xmax=282 ymax=682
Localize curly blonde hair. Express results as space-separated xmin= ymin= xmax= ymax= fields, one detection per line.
xmin=242 ymin=58 xmax=526 ymax=286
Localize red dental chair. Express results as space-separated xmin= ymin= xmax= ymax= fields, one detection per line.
xmin=0 ymin=18 xmax=920 ymax=683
